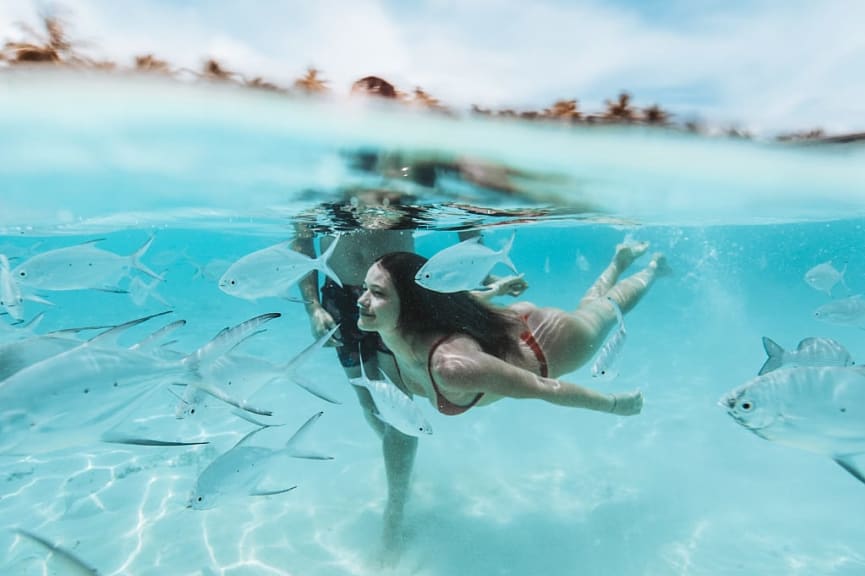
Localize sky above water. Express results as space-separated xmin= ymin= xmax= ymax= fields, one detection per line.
xmin=1 ymin=0 xmax=863 ymax=135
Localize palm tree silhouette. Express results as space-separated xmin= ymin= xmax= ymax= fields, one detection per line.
xmin=641 ymin=104 xmax=670 ymax=125
xmin=545 ymin=99 xmax=582 ymax=122
xmin=3 ymin=14 xmax=77 ymax=65
xmin=602 ymin=91 xmax=637 ymax=123
xmin=294 ymin=67 xmax=329 ymax=94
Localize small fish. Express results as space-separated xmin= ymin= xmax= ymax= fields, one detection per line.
xmin=0 ymin=254 xmax=24 ymax=321
xmin=174 ymin=323 xmax=340 ymax=420
xmin=12 ymin=237 xmax=162 ymax=292
xmin=415 ymin=233 xmax=517 ymax=293
xmin=721 ymin=365 xmax=865 ymax=485
xmin=219 ymin=236 xmax=342 ymax=301
xmin=759 ymin=336 xmax=854 ymax=375
xmin=804 ymin=261 xmax=847 ymax=296
xmin=188 ymin=411 xmax=333 ymax=510
xmin=814 ymin=294 xmax=865 ymax=328
xmin=0 ymin=312 xmax=280 ymax=454
xmin=349 ymin=354 xmax=433 ymax=437
xmin=13 ymin=528 xmax=100 ymax=575
xmin=591 ymin=298 xmax=626 ymax=380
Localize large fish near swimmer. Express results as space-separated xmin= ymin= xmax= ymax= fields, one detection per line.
xmin=350 ymin=354 xmax=433 ymax=437
xmin=188 ymin=411 xmax=333 ymax=510
xmin=758 ymin=336 xmax=854 ymax=375
xmin=219 ymin=236 xmax=342 ymax=301
xmin=11 ymin=237 xmax=162 ymax=292
xmin=415 ymin=233 xmax=517 ymax=293
xmin=721 ymin=365 xmax=865 ymax=485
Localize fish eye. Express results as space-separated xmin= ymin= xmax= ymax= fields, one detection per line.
xmin=18 ymin=271 xmax=25 ymax=277
xmin=739 ymin=401 xmax=753 ymax=411
xmin=230 ymin=279 xmax=236 ymax=285
xmin=197 ymin=496 xmax=203 ymax=502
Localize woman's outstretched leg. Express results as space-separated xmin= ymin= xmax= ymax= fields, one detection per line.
xmin=605 ymin=253 xmax=671 ymax=314
xmin=530 ymin=252 xmax=670 ymax=376
xmin=578 ymin=239 xmax=650 ymax=307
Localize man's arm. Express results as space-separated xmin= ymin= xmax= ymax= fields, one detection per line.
xmin=292 ymin=223 xmax=337 ymax=338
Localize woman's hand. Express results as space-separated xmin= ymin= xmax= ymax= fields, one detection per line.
xmin=609 ymin=390 xmax=643 ymax=416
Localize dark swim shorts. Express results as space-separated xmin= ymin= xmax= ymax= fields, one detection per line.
xmin=320 ymin=279 xmax=386 ymax=367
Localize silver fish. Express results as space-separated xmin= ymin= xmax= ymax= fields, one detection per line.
xmin=804 ymin=260 xmax=847 ymax=296
xmin=219 ymin=236 xmax=342 ymax=301
xmin=174 ymin=321 xmax=338 ymax=420
xmin=415 ymin=233 xmax=517 ymax=293
xmin=759 ymin=336 xmax=854 ymax=375
xmin=188 ymin=411 xmax=333 ymax=510
xmin=349 ymin=354 xmax=433 ymax=437
xmin=591 ymin=298 xmax=626 ymax=380
xmin=0 ymin=312 xmax=278 ymax=454
xmin=721 ymin=365 xmax=865 ymax=485
xmin=814 ymin=294 xmax=865 ymax=328
xmin=0 ymin=254 xmax=24 ymax=321
xmin=12 ymin=237 xmax=162 ymax=292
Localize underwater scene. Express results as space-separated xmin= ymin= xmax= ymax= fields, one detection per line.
xmin=2 ymin=73 xmax=865 ymax=576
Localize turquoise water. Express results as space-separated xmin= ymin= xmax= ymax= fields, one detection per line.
xmin=2 ymin=72 xmax=865 ymax=575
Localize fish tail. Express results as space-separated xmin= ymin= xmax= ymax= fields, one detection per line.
xmin=498 ymin=232 xmax=518 ymax=273
xmin=130 ymin=236 xmax=164 ymax=281
xmin=758 ymin=336 xmax=785 ymax=375
xmin=315 ymin=235 xmax=343 ymax=287
xmin=285 ymin=411 xmax=334 ymax=460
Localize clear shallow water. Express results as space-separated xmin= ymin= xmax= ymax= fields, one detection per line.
xmin=1 ymin=72 xmax=865 ymax=575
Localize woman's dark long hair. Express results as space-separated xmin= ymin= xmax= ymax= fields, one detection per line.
xmin=375 ymin=251 xmax=523 ymax=360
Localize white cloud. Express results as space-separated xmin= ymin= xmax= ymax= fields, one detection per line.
xmin=1 ymin=0 xmax=862 ymax=132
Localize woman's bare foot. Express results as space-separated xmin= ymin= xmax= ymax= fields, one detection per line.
xmin=648 ymin=253 xmax=672 ymax=277
xmin=614 ymin=240 xmax=651 ymax=270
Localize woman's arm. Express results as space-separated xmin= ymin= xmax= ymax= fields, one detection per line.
xmin=431 ymin=337 xmax=641 ymax=415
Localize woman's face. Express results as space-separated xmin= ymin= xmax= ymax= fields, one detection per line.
xmin=357 ymin=262 xmax=401 ymax=333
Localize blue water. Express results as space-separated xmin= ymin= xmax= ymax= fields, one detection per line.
xmin=2 ymin=72 xmax=865 ymax=575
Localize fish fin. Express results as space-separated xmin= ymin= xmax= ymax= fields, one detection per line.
xmin=21 ymin=311 xmax=45 ymax=330
xmin=95 ymin=287 xmax=129 ymax=294
xmin=291 ymin=373 xmax=342 ymax=404
xmin=316 ymin=234 xmax=343 ymax=287
xmin=86 ymin=310 xmax=173 ymax=347
xmin=833 ymin=456 xmax=865 ymax=485
xmin=498 ymin=232 xmax=518 ymax=273
xmin=23 ymin=293 xmax=53 ymax=305
xmin=129 ymin=236 xmax=164 ymax=280
xmin=185 ymin=312 xmax=280 ymax=369
xmin=250 ymin=486 xmax=297 ymax=497
xmin=189 ymin=381 xmax=273 ymax=416
xmin=229 ymin=409 xmax=284 ymax=429
xmin=129 ymin=319 xmax=187 ymax=353
xmin=12 ymin=528 xmax=101 ymax=575
xmin=285 ymin=411 xmax=334 ymax=460
xmin=101 ymin=432 xmax=208 ymax=447
xmin=759 ymin=336 xmax=785 ymax=375
xmin=284 ymin=325 xmax=343 ymax=404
